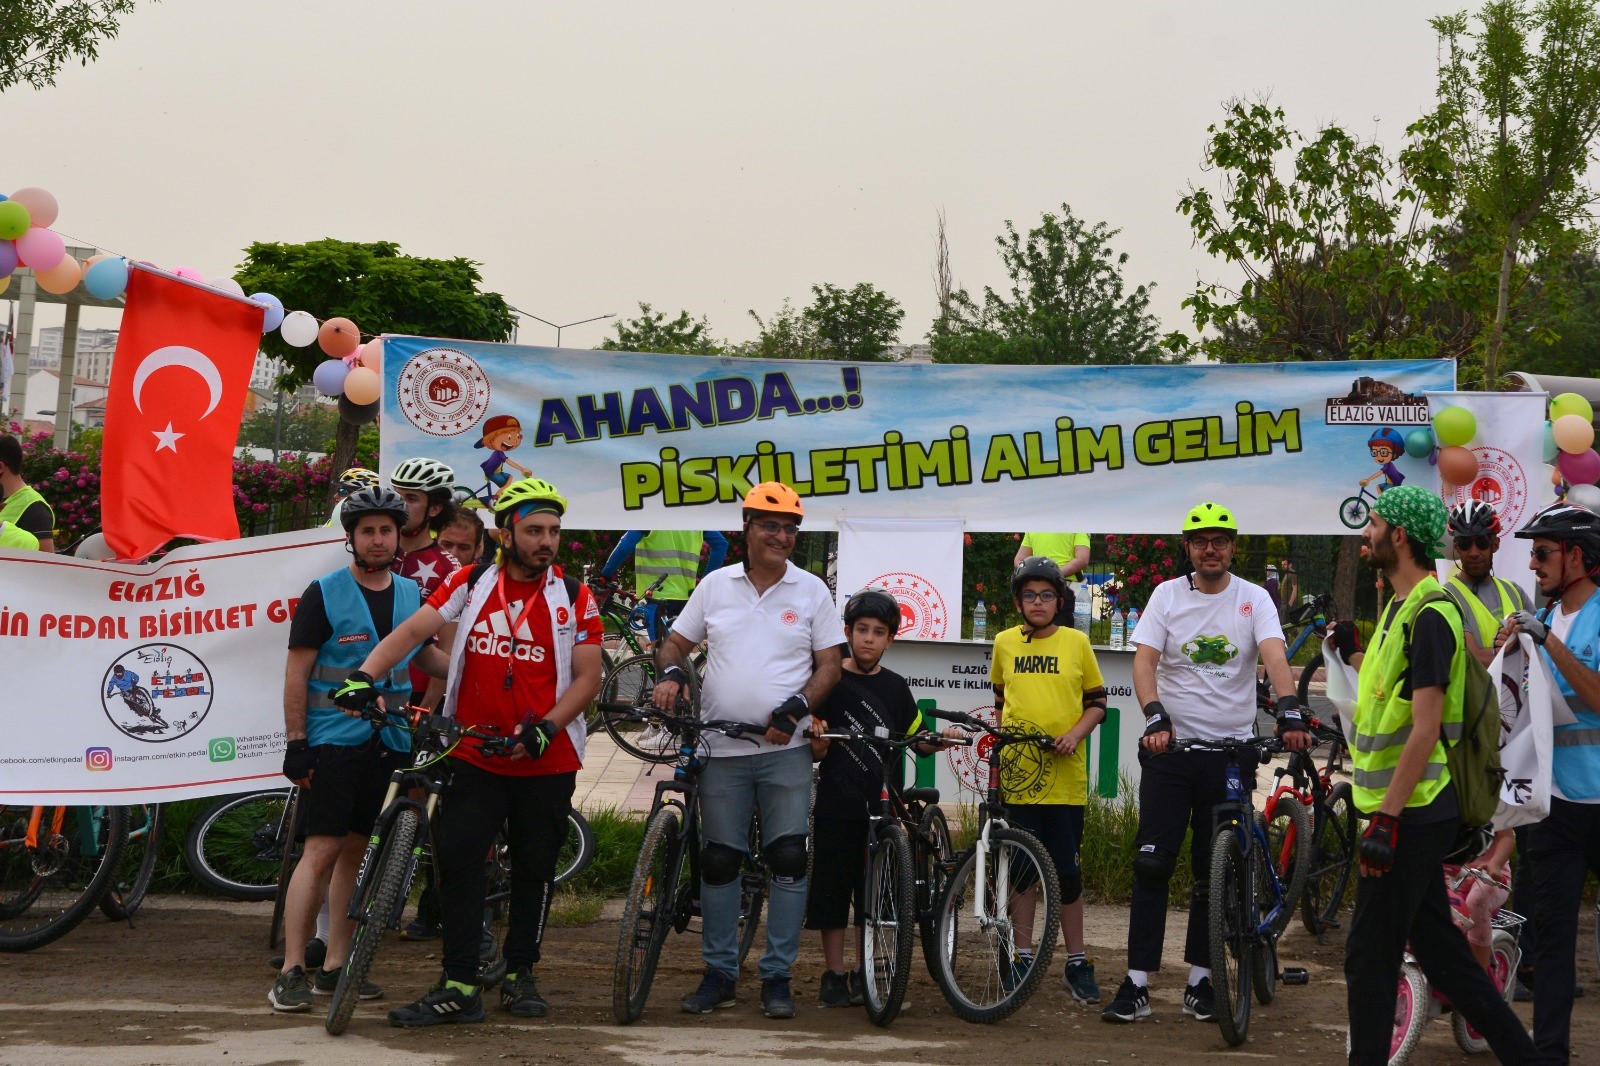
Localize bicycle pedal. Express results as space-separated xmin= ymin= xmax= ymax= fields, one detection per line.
xmin=1281 ymin=967 xmax=1310 ymax=986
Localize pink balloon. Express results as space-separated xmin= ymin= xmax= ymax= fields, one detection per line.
xmin=317 ymin=316 xmax=361 ymax=358
xmin=359 ymin=336 xmax=384 ymax=372
xmin=172 ymin=265 xmax=205 ymax=282
xmin=9 ymin=187 xmax=59 ymax=229
xmin=14 ymin=226 xmax=65 ymax=270
xmin=1558 ymin=448 xmax=1600 ymax=487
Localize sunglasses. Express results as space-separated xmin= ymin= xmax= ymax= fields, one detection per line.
xmin=751 ymin=519 xmax=800 ymax=537
xmin=1454 ymin=535 xmax=1493 ymax=552
xmin=1531 ymin=546 xmax=1564 ymax=562
xmin=1187 ymin=535 xmax=1234 ymax=550
xmin=1019 ymin=590 xmax=1058 ymax=604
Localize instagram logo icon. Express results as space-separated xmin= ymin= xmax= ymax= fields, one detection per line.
xmin=84 ymin=747 xmax=114 ymax=772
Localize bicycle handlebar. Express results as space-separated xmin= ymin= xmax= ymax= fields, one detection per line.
xmin=592 ymin=700 xmax=763 ymax=745
xmin=803 ymin=727 xmax=971 ymax=749
xmin=920 ymin=705 xmax=1054 ymax=751
xmin=1167 ymin=735 xmax=1285 ymax=757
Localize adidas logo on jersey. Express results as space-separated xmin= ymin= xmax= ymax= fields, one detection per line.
xmin=467 ymin=614 xmax=548 ymax=662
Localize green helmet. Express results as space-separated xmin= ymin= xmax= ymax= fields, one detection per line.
xmin=1182 ymin=501 xmax=1238 ymax=534
xmin=494 ymin=477 xmax=567 ymax=527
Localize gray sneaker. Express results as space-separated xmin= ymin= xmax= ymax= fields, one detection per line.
xmin=313 ymin=966 xmax=384 ymax=1000
xmin=269 ymin=966 xmax=313 ymax=1012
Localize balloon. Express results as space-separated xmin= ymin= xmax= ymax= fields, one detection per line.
xmin=172 ymin=265 xmax=205 ymax=283
xmin=342 ymin=365 xmax=381 ymax=406
xmin=82 ymin=256 xmax=129 ymax=300
xmin=14 ymin=226 xmax=65 ymax=270
xmin=1438 ymin=445 xmax=1479 ymax=485
xmin=312 ymin=358 xmax=349 ymax=397
xmin=279 ymin=310 xmax=318 ymax=347
xmin=0 ymin=276 xmax=9 ymax=296
xmin=9 ymin=188 xmax=58 ymax=229
xmin=84 ymin=252 xmax=111 ymax=267
xmin=1544 ymin=421 xmax=1560 ymax=463
xmin=1550 ymin=392 xmax=1595 ymax=425
xmin=0 ymin=201 xmax=30 ymax=241
xmin=1568 ymin=483 xmax=1600 ymax=510
xmin=1553 ymin=413 xmax=1596 ymax=455
xmin=209 ymin=277 xmax=245 ymax=297
xmin=250 ymin=293 xmax=285 ymax=333
xmin=0 ymin=240 xmax=15 ymax=279
xmin=35 ymin=256 xmax=81 ymax=295
xmin=1558 ymin=448 xmax=1600 ymax=487
xmin=338 ymin=393 xmax=380 ymax=425
xmin=317 ymin=316 xmax=361 ymax=358
xmin=359 ymin=336 xmax=384 ymax=372
xmin=1432 ymin=406 xmax=1476 ymax=448
xmin=1404 ymin=427 xmax=1435 ymax=459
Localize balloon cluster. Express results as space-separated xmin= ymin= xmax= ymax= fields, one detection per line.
xmin=299 ymin=321 xmax=383 ymax=426
xmin=1546 ymin=392 xmax=1600 ymax=493
xmin=0 ymin=187 xmax=74 ymax=296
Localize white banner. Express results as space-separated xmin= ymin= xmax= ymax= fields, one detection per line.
xmin=837 ymin=518 xmax=964 ymax=641
xmin=1489 ymin=632 xmax=1555 ymax=829
xmin=0 ymin=528 xmax=348 ymax=804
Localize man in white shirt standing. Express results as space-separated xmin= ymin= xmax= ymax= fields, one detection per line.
xmin=652 ymin=482 xmax=841 ymax=1020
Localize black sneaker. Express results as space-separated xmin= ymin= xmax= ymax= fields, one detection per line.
xmin=680 ymin=969 xmax=737 ymax=1014
xmin=269 ymin=966 xmax=313 ymax=1012
xmin=304 ymin=937 xmax=327 ymax=971
xmin=1184 ymin=977 xmax=1217 ymax=1022
xmin=1101 ymin=976 xmax=1151 ymax=1023
xmin=847 ymin=969 xmax=866 ymax=1007
xmin=500 ymin=970 xmax=549 ymax=1018
xmin=761 ymin=976 xmax=796 ymax=1019
xmin=818 ymin=971 xmax=852 ymax=1008
xmin=400 ymin=918 xmax=439 ymax=942
xmin=313 ymin=966 xmax=383 ymax=1000
xmin=1002 ymin=950 xmax=1036 ymax=993
xmin=387 ymin=979 xmax=486 ymax=1027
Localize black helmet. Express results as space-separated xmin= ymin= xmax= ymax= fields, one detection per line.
xmin=1514 ymin=502 xmax=1600 ymax=549
xmin=1448 ymin=499 xmax=1500 ymax=539
xmin=843 ymin=589 xmax=901 ymax=634
xmin=340 ymin=485 xmax=409 ymax=534
xmin=1011 ymin=556 xmax=1066 ymax=601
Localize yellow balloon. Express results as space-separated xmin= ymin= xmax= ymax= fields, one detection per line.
xmin=36 ymin=256 xmax=82 ymax=294
xmin=1553 ymin=413 xmax=1596 ymax=455
xmin=343 ymin=366 xmax=382 ymax=406
xmin=1551 ymin=392 xmax=1595 ymax=424
xmin=0 ymin=275 xmax=9 ymax=296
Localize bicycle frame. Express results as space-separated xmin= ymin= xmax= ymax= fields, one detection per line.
xmin=1210 ymin=743 xmax=1290 ymax=936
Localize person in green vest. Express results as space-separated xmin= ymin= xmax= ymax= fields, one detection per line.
xmin=1441 ymin=499 xmax=1532 ymax=666
xmin=0 ymin=520 xmax=39 ymax=552
xmin=0 ymin=434 xmax=53 ymax=552
xmin=1015 ymin=532 xmax=1090 ymax=626
xmin=1344 ymin=485 xmax=1543 ymax=1065
xmin=597 ymin=530 xmax=728 ymax=644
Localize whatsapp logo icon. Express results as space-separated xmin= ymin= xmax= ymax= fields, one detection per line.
xmin=208 ymin=737 xmax=236 ymax=762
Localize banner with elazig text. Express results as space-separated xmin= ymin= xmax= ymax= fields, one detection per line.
xmin=0 ymin=528 xmax=347 ymax=804
xmin=379 ymin=339 xmax=1455 ymax=533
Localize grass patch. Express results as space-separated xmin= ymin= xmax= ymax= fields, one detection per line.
xmin=548 ymin=889 xmax=606 ymax=927
xmin=564 ymin=805 xmax=649 ymax=897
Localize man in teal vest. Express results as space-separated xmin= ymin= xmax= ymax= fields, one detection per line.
xmin=0 ymin=434 xmax=53 ymax=552
xmin=597 ymin=529 xmax=728 ymax=642
xmin=269 ymin=486 xmax=439 ymax=1013
xmin=1345 ymin=486 xmax=1543 ymax=1065
xmin=1442 ymin=499 xmax=1532 ymax=665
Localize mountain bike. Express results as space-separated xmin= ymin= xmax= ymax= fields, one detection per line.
xmin=594 ymin=647 xmax=710 ymax=764
xmin=920 ymin=706 xmax=1062 ymax=1024
xmin=101 ymin=803 xmax=164 ymax=920
xmin=0 ymin=804 xmax=129 ymax=952
xmin=185 ymin=787 xmax=301 ymax=904
xmin=1291 ymin=724 xmax=1355 ymax=941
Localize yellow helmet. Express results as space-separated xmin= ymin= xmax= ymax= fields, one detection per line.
xmin=1182 ymin=501 xmax=1238 ymax=534
xmin=494 ymin=477 xmax=567 ymax=527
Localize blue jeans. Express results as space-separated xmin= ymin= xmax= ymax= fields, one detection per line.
xmin=698 ymin=744 xmax=812 ymax=981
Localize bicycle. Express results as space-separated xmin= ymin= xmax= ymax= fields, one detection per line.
xmin=0 ymin=804 xmax=129 ymax=952
xmin=593 ymin=643 xmax=709 ymax=764
xmin=920 ymin=705 xmax=1063 ymax=1024
xmin=185 ymin=786 xmax=301 ymax=904
xmin=1340 ymin=483 xmax=1380 ymax=530
xmin=101 ymin=803 xmax=164 ymax=920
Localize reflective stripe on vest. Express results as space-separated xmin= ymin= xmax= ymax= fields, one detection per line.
xmin=1554 ymin=728 xmax=1600 ymax=747
xmin=634 ymin=530 xmax=700 ymax=600
xmin=1353 ymin=760 xmax=1449 ymax=790
xmin=1352 ymin=719 xmax=1464 ymax=754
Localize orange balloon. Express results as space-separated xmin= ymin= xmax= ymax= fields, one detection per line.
xmin=84 ymin=252 xmax=111 ymax=267
xmin=36 ymin=256 xmax=82 ymax=294
xmin=359 ymin=336 xmax=384 ymax=372
xmin=317 ymin=316 xmax=361 ymax=358
xmin=343 ymin=366 xmax=382 ymax=406
xmin=1438 ymin=445 xmax=1479 ymax=486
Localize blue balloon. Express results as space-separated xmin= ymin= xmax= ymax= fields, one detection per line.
xmin=1543 ymin=421 xmax=1559 ymax=463
xmin=83 ymin=257 xmax=129 ymax=300
xmin=250 ymin=292 xmax=286 ymax=334
xmin=312 ymin=358 xmax=349 ymax=398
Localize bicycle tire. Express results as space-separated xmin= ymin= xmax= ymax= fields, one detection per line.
xmin=735 ymin=865 xmax=767 ymax=970
xmin=930 ymin=826 xmax=1061 ymax=1024
xmin=612 ymin=804 xmax=685 ymax=1024
xmin=916 ymin=805 xmax=954 ymax=982
xmin=1263 ymin=796 xmax=1311 ymax=937
xmin=0 ymin=805 xmax=129 ymax=953
xmin=1295 ymin=651 xmax=1322 ymax=706
xmin=1208 ymin=827 xmax=1253 ymax=1047
xmin=554 ymin=810 xmax=595 ymax=887
xmin=1451 ymin=928 xmax=1519 ymax=1054
xmin=1340 ymin=496 xmax=1371 ymax=529
xmin=862 ymin=823 xmax=915 ymax=1026
xmin=185 ymin=789 xmax=294 ymax=902
xmin=1301 ymin=782 xmax=1356 ymax=941
xmin=598 ymin=654 xmax=682 ymax=764
xmin=1389 ymin=961 xmax=1428 ymax=1065
xmin=326 ymin=807 xmax=418 ymax=1036
xmin=1251 ymin=889 xmax=1278 ymax=1006
xmin=100 ymin=804 xmax=164 ymax=920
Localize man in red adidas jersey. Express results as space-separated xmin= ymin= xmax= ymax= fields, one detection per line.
xmin=335 ymin=477 xmax=603 ymax=1026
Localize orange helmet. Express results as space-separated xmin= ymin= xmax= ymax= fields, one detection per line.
xmin=742 ymin=481 xmax=804 ymax=522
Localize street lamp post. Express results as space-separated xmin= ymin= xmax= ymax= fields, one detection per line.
xmin=506 ymin=306 xmax=617 ymax=348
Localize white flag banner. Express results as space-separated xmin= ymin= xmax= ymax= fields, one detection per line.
xmin=1489 ymin=632 xmax=1556 ymax=829
xmin=0 ymin=527 xmax=347 ymax=804
xmin=837 ymin=518 xmax=964 ymax=641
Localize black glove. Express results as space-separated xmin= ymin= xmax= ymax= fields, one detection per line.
xmin=768 ymin=693 xmax=809 ymax=737
xmin=332 ymin=670 xmax=378 ymax=711
xmin=1274 ymin=695 xmax=1311 ymax=740
xmin=1331 ymin=619 xmax=1362 ymax=661
xmin=283 ymin=739 xmax=315 ymax=781
xmin=1360 ymin=811 xmax=1400 ymax=874
xmin=1509 ymin=609 xmax=1549 ymax=646
xmin=1141 ymin=701 xmax=1173 ymax=739
xmin=515 ymin=717 xmax=560 ymax=758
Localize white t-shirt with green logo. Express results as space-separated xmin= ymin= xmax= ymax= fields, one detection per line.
xmin=1133 ymin=573 xmax=1284 ymax=740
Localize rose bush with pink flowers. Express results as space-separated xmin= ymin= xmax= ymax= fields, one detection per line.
xmin=1102 ymin=533 xmax=1182 ymax=612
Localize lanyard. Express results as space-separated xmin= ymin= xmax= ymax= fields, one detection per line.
xmin=494 ymin=569 xmax=544 ymax=691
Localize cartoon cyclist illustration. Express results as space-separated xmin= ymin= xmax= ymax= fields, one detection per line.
xmin=1359 ymin=427 xmax=1406 ymax=494
xmin=474 ymin=415 xmax=530 ymax=491
xmin=107 ymin=665 xmax=165 ymax=727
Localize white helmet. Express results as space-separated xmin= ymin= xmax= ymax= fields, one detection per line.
xmin=390 ymin=457 xmax=455 ymax=493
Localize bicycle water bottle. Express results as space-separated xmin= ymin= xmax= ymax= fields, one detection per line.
xmin=1109 ymin=608 xmax=1125 ymax=650
xmin=1073 ymin=590 xmax=1091 ymax=636
xmin=1126 ymin=606 xmax=1140 ymax=646
xmin=972 ymin=599 xmax=987 ymax=641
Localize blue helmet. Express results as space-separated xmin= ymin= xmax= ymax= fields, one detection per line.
xmin=1368 ymin=427 xmax=1405 ymax=452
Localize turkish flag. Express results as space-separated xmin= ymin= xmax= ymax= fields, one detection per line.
xmin=102 ymin=266 xmax=263 ymax=559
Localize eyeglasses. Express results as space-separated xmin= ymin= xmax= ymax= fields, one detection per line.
xmin=1187 ymin=535 xmax=1234 ymax=550
xmin=1019 ymin=590 xmax=1058 ymax=604
xmin=1531 ymin=546 xmax=1563 ymax=562
xmin=751 ymin=519 xmax=799 ymax=537
xmin=1454 ymin=535 xmax=1492 ymax=552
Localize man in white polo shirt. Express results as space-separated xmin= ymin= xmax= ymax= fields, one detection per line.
xmin=651 ymin=481 xmax=841 ymax=1021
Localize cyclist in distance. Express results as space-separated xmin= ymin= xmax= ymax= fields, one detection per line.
xmin=324 ymin=467 xmax=382 ymax=529
xmin=595 ymin=528 xmax=728 ymax=645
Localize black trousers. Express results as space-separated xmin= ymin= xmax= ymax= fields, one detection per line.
xmin=1127 ymin=749 xmax=1242 ymax=972
xmin=437 ymin=760 xmax=575 ymax=983
xmin=1526 ymin=797 xmax=1600 ymax=1065
xmin=1344 ymin=817 xmax=1543 ymax=1065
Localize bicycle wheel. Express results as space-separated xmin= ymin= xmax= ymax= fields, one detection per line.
xmin=1208 ymin=827 xmax=1253 ymax=1047
xmin=1340 ymin=495 xmax=1370 ymax=529
xmin=1251 ymin=850 xmax=1279 ymax=1007
xmin=100 ymin=804 xmax=164 ymax=920
xmin=930 ymin=826 xmax=1061 ymax=1024
xmin=1295 ymin=651 xmax=1323 ymax=706
xmin=554 ymin=810 xmax=595 ymax=887
xmin=1390 ymin=961 xmax=1428 ymax=1066
xmin=477 ymin=823 xmax=513 ymax=990
xmin=1452 ymin=928 xmax=1519 ymax=1054
xmin=185 ymin=789 xmax=294 ymax=902
xmin=0 ymin=805 xmax=129 ymax=953
xmin=1263 ymin=796 xmax=1311 ymax=937
xmin=862 ymin=823 xmax=915 ymax=1026
xmin=735 ymin=863 xmax=767 ymax=970
xmin=1301 ymin=782 xmax=1356 ymax=941
xmin=916 ymin=805 xmax=954 ymax=981
xmin=326 ymin=807 xmax=418 ymax=1036
xmin=613 ymin=804 xmax=686 ymax=1024
xmin=599 ymin=654 xmax=680 ymax=764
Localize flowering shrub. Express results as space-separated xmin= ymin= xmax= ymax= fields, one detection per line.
xmin=1102 ymin=533 xmax=1183 ymax=612
xmin=11 ymin=425 xmax=102 ymax=545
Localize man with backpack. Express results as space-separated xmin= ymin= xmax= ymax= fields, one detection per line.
xmin=1344 ymin=486 xmax=1543 ymax=1065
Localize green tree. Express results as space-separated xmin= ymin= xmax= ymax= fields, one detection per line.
xmin=931 ymin=202 xmax=1171 ymax=365
xmin=598 ymin=302 xmax=720 ymax=355
xmin=236 ymin=401 xmax=340 ymax=454
xmin=802 ymin=283 xmax=904 ymax=361
xmin=233 ymin=239 xmax=515 ymax=492
xmin=741 ymin=298 xmax=822 ymax=360
xmin=2 ymin=0 xmax=145 ymax=92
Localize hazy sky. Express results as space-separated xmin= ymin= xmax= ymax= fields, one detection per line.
xmin=7 ymin=0 xmax=1455 ymax=348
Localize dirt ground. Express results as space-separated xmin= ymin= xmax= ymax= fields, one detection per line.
xmin=1 ymin=895 xmax=1596 ymax=1066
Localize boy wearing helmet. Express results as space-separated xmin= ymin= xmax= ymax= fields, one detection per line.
xmin=990 ymin=555 xmax=1107 ymax=1003
xmin=389 ymin=458 xmax=463 ymax=705
xmin=806 ymin=588 xmax=940 ymax=1009
xmin=652 ymin=481 xmax=841 ymax=1020
xmin=1441 ymin=499 xmax=1531 ymax=666
xmin=1104 ymin=502 xmax=1305 ymax=1025
xmin=1360 ymin=427 xmax=1407 ymax=495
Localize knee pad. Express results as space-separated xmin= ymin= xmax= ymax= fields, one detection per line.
xmin=1132 ymin=845 xmax=1176 ymax=891
xmin=1060 ymin=871 xmax=1083 ymax=906
xmin=765 ymin=834 xmax=808 ymax=882
xmin=702 ymin=842 xmax=745 ymax=887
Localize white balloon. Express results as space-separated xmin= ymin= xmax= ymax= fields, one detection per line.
xmin=209 ymin=277 xmax=245 ymax=297
xmin=75 ymin=532 xmax=116 ymax=560
xmin=1567 ymin=483 xmax=1600 ymax=511
xmin=280 ymin=310 xmax=319 ymax=347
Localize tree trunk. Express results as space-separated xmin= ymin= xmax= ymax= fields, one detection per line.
xmin=1485 ymin=222 xmax=1522 ymax=388
xmin=327 ymin=418 xmax=361 ymax=511
xmin=1332 ymin=535 xmax=1363 ymax=619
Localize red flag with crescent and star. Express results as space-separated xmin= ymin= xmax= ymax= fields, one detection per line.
xmin=102 ymin=266 xmax=263 ymax=560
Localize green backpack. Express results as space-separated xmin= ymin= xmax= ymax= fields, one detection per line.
xmin=1400 ymin=591 xmax=1504 ymax=829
